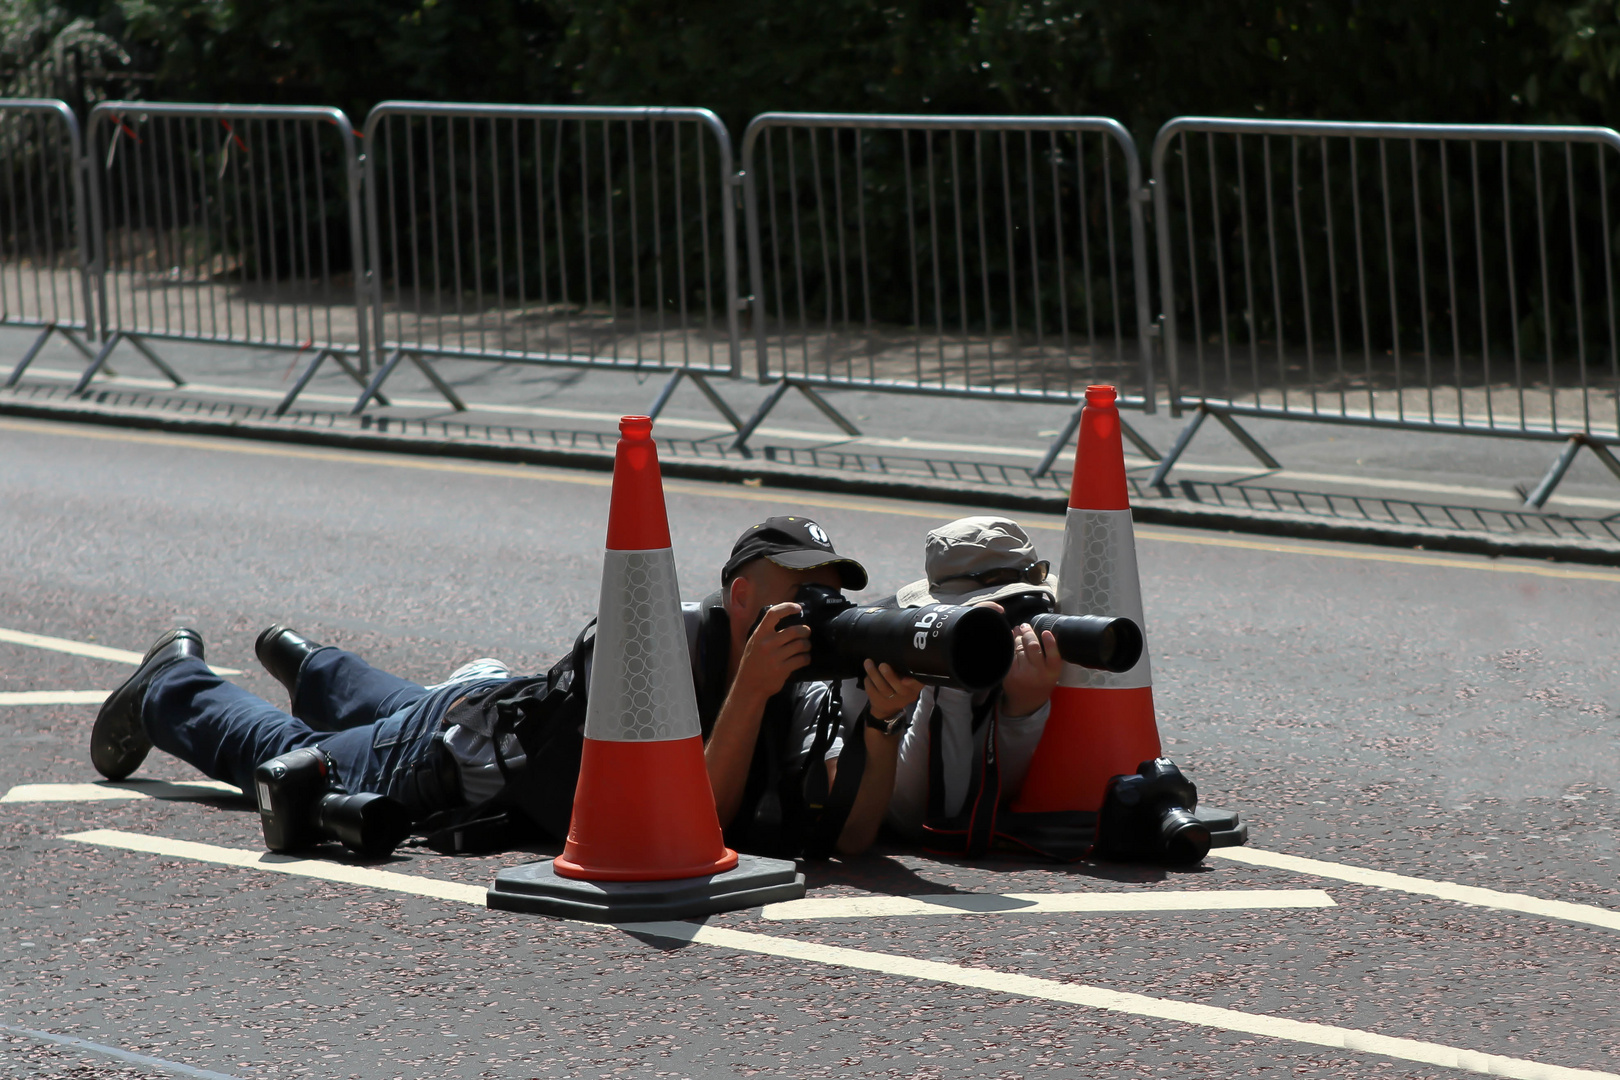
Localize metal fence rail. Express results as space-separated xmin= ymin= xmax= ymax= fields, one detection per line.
xmin=77 ymin=102 xmax=372 ymax=412
xmin=0 ymin=98 xmax=96 ymax=387
xmin=739 ymin=113 xmax=1156 ymax=464
xmin=358 ymin=102 xmax=744 ymax=424
xmin=1150 ymin=117 xmax=1620 ymax=505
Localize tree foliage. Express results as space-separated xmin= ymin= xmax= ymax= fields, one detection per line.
xmin=0 ymin=0 xmax=1608 ymax=141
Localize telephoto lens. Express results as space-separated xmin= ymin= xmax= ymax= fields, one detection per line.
xmin=1026 ymin=613 xmax=1143 ymax=673
xmin=783 ymin=584 xmax=1014 ymax=690
xmin=254 ymin=747 xmax=412 ymax=858
xmin=996 ymin=592 xmax=1142 ymax=673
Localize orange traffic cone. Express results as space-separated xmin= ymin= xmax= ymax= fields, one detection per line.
xmin=488 ymin=416 xmax=804 ymax=921
xmin=1012 ymin=385 xmax=1163 ymax=814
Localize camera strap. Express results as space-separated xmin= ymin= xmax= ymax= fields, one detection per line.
xmin=799 ymin=680 xmax=867 ymax=861
xmin=922 ymin=695 xmax=1098 ymax=862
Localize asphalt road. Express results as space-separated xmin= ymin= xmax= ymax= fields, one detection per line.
xmin=1 ymin=414 xmax=1616 ymax=1080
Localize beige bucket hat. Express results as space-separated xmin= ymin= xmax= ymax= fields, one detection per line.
xmin=895 ymin=516 xmax=1056 ymax=609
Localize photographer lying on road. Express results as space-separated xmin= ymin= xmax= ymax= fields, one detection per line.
xmin=89 ymin=515 xmax=925 ymax=860
xmin=884 ymin=516 xmax=1065 ymax=843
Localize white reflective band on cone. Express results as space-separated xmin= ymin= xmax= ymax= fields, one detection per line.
xmin=1056 ymin=508 xmax=1153 ymax=690
xmin=585 ymin=547 xmax=702 ymax=742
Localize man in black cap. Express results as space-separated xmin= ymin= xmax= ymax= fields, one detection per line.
xmin=684 ymin=516 xmax=924 ymax=858
xmin=88 ymin=515 xmax=920 ymax=859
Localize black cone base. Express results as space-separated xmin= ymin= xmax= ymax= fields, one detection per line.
xmin=487 ymin=854 xmax=805 ymax=922
xmin=1195 ymin=805 xmax=1249 ymax=848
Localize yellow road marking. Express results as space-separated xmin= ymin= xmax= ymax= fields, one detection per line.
xmin=62 ymin=829 xmax=1620 ymax=1080
xmin=4 ymin=417 xmax=1618 ymax=585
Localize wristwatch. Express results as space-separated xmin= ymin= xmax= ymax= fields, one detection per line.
xmin=865 ymin=707 xmax=912 ymax=738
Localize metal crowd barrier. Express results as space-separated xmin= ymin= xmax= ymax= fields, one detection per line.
xmin=1151 ymin=117 xmax=1620 ymax=507
xmin=358 ymin=102 xmax=744 ymax=426
xmin=738 ymin=113 xmax=1157 ymax=465
xmin=0 ymin=99 xmax=97 ymax=387
xmin=77 ymin=102 xmax=373 ymax=414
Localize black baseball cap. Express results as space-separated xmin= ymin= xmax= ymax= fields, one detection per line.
xmin=721 ymin=516 xmax=868 ymax=590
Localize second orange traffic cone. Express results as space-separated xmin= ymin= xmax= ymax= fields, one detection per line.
xmin=1012 ymin=385 xmax=1162 ymax=814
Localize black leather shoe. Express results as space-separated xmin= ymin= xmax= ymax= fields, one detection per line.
xmin=255 ymin=624 xmax=324 ymax=702
xmin=91 ymin=628 xmax=206 ymax=780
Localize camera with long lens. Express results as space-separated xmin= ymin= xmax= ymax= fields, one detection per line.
xmin=779 ymin=584 xmax=1014 ymax=690
xmin=997 ymin=592 xmax=1143 ymax=673
xmin=1096 ymin=758 xmax=1212 ymax=865
xmin=254 ymin=747 xmax=412 ymax=858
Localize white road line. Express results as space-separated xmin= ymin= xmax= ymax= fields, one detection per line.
xmin=760 ymin=888 xmax=1336 ymax=920
xmin=0 ymin=1022 xmax=244 ymax=1080
xmin=61 ymin=829 xmax=1617 ymax=1080
xmin=646 ymin=920 xmax=1615 ymax=1080
xmin=1210 ymin=847 xmax=1620 ymax=933
xmin=64 ymin=829 xmax=487 ymax=904
xmin=0 ymin=690 xmax=108 ymax=706
xmin=4 ymin=780 xmax=242 ymax=803
xmin=0 ymin=627 xmax=242 ymax=675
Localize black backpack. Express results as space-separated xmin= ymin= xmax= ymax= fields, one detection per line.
xmin=414 ymin=623 xmax=595 ymax=854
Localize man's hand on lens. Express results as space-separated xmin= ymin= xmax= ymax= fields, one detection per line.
xmin=864 ymin=660 xmax=924 ymax=722
xmin=1001 ymin=623 xmax=1063 ymax=717
xmin=734 ymin=602 xmax=813 ymax=700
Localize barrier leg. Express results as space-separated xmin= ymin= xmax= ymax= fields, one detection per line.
xmin=329 ymin=352 xmax=390 ymax=406
xmin=406 ymin=353 xmax=466 ymax=412
xmin=72 ymin=332 xmax=122 ymax=395
xmin=5 ymin=325 xmax=56 ymax=387
xmin=1209 ymin=409 xmax=1281 ymax=469
xmin=1521 ymin=436 xmax=1585 ymax=510
xmin=1589 ymin=442 xmax=1620 ymax=485
xmin=1035 ymin=407 xmax=1163 ymax=479
xmin=648 ymin=369 xmax=746 ymax=432
xmin=1147 ymin=405 xmax=1209 ymax=488
xmin=274 ymin=349 xmax=331 ymax=417
xmin=125 ymin=335 xmax=185 ymax=387
xmin=685 ymin=372 xmax=745 ymax=431
xmin=794 ymin=383 xmax=860 ymax=436
xmin=729 ymin=378 xmax=793 ymax=457
xmin=351 ymin=349 xmax=406 ymax=414
xmin=59 ymin=329 xmax=95 ymax=360
xmin=647 ymin=369 xmax=686 ymax=420
xmin=1034 ymin=402 xmax=1085 ymax=478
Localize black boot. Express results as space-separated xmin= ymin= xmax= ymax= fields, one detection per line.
xmin=91 ymin=628 xmax=206 ymax=781
xmin=254 ymin=624 xmax=324 ymax=702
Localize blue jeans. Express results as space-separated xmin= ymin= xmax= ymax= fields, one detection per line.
xmin=142 ymin=646 xmax=484 ymax=805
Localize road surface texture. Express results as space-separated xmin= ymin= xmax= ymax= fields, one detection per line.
xmin=1 ymin=414 xmax=1616 ymax=1079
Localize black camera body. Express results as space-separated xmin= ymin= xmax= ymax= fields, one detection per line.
xmin=997 ymin=591 xmax=1144 ymax=673
xmin=780 ymin=584 xmax=1014 ymax=690
xmin=1096 ymin=757 xmax=1212 ymax=865
xmin=254 ymin=747 xmax=412 ymax=858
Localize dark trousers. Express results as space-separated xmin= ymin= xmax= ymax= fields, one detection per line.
xmin=142 ymin=646 xmax=444 ymax=802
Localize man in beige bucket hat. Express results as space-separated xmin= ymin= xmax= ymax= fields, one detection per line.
xmin=887 ymin=516 xmax=1066 ymax=840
